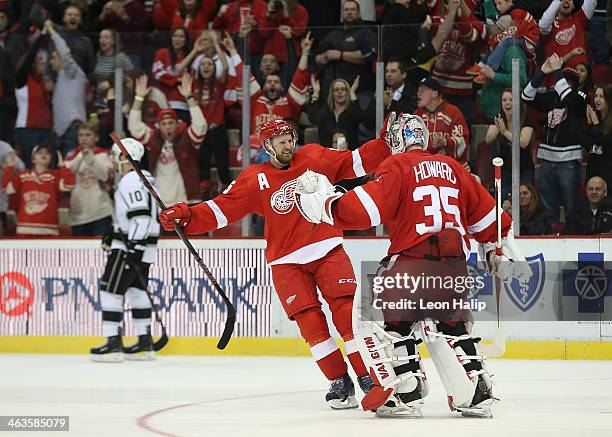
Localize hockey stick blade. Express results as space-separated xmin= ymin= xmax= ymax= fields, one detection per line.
xmin=153 ymin=326 xmax=169 ymax=351
xmin=110 ymin=132 xmax=236 ymax=349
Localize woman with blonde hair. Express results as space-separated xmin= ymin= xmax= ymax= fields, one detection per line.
xmin=306 ymin=75 xmax=374 ymax=149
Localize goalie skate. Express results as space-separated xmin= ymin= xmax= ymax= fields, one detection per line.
xmin=455 ymin=376 xmax=495 ymax=419
xmin=326 ymin=373 xmax=359 ymax=410
xmin=90 ymin=336 xmax=124 ymax=363
xmin=124 ymin=333 xmax=156 ymax=361
xmin=375 ymin=390 xmax=424 ymax=418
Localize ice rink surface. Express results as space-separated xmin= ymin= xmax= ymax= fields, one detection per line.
xmin=1 ymin=355 xmax=611 ymax=437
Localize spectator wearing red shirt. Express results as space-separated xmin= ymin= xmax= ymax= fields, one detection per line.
xmin=414 ymin=77 xmax=470 ymax=165
xmin=225 ymin=30 xmax=311 ymax=135
xmin=428 ymin=0 xmax=486 ymax=125
xmin=260 ymin=0 xmax=308 ymax=65
xmin=193 ymin=32 xmax=233 ymax=194
xmin=171 ymin=0 xmax=217 ymax=37
xmin=212 ymin=0 xmax=268 ymax=58
xmin=539 ymin=0 xmax=596 ymax=69
xmin=1 ymin=144 xmax=75 ymax=236
xmin=14 ymin=33 xmax=53 ymax=169
xmin=153 ymin=0 xmax=176 ymax=30
xmin=152 ymin=27 xmax=205 ymax=121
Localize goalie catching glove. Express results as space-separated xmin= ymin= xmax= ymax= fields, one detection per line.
xmin=294 ymin=170 xmax=343 ymax=225
xmin=479 ymin=225 xmax=532 ymax=284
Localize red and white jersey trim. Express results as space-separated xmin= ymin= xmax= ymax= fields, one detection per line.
xmin=310 ymin=337 xmax=340 ymax=361
xmin=343 ymin=338 xmax=359 ymax=355
xmin=352 ymin=149 xmax=366 ymax=177
xmin=205 ymin=200 xmax=228 ymax=229
xmin=268 ymin=237 xmax=343 ymax=266
xmin=353 ymin=186 xmax=381 ymax=227
xmin=468 ymin=206 xmax=496 ymax=234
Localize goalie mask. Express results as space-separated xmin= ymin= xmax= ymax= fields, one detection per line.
xmin=388 ymin=114 xmax=429 ymax=155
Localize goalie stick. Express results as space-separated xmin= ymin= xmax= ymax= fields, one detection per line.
xmin=479 ymin=157 xmax=506 ymax=357
xmin=110 ymin=132 xmax=236 ymax=349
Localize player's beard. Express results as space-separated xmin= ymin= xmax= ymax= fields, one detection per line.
xmin=276 ymin=149 xmax=294 ymax=165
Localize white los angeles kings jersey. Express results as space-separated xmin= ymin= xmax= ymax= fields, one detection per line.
xmin=111 ymin=170 xmax=160 ymax=264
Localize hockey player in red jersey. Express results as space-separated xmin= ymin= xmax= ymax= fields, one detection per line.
xmin=294 ymin=113 xmax=532 ymax=418
xmin=159 ymin=118 xmax=393 ymax=409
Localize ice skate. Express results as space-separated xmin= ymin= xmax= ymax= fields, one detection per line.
xmin=375 ymin=387 xmax=424 ymax=418
xmin=325 ymin=373 xmax=358 ymax=410
xmin=455 ymin=376 xmax=495 ymax=418
xmin=90 ymin=335 xmax=124 ymax=363
xmin=124 ymin=331 xmax=156 ymax=361
xmin=357 ymin=374 xmax=374 ymax=394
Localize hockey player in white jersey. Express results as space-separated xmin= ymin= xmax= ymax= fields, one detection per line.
xmin=91 ymin=138 xmax=161 ymax=362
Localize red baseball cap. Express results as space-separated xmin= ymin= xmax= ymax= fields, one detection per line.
xmin=157 ymin=108 xmax=178 ymax=122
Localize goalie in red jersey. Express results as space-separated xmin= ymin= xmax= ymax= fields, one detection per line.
xmin=159 ymin=118 xmax=393 ymax=409
xmin=294 ymin=113 xmax=532 ymax=418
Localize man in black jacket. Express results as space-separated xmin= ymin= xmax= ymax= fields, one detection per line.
xmin=565 ymin=176 xmax=612 ymax=235
xmin=522 ymin=53 xmax=588 ymax=222
xmin=314 ymin=0 xmax=377 ymax=103
xmin=383 ymin=60 xmax=417 ymax=116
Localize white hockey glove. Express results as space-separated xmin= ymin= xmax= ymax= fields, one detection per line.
xmin=294 ymin=170 xmax=342 ymax=225
xmin=479 ymin=226 xmax=532 ymax=285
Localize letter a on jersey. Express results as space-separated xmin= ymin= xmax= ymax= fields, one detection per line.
xmin=258 ymin=173 xmax=270 ymax=191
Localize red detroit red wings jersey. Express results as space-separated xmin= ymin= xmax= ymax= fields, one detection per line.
xmin=2 ymin=167 xmax=75 ymax=235
xmin=543 ymin=10 xmax=589 ymax=68
xmin=330 ymin=150 xmax=511 ymax=257
xmin=414 ymin=101 xmax=469 ymax=164
xmin=185 ymin=139 xmax=390 ymax=264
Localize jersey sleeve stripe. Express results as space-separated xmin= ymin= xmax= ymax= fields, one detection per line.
xmin=352 ymin=149 xmax=366 ymax=177
xmin=127 ymin=208 xmax=151 ymax=219
xmin=354 ymin=186 xmax=381 ymax=227
xmin=310 ymin=337 xmax=340 ymax=361
xmin=468 ymin=206 xmax=496 ymax=234
xmin=206 ymin=200 xmax=228 ymax=229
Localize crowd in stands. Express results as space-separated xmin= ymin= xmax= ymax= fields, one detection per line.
xmin=0 ymin=0 xmax=610 ymax=237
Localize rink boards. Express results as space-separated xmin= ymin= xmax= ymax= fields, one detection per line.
xmin=0 ymin=237 xmax=611 ymax=359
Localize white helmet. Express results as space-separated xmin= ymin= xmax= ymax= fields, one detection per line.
xmin=387 ymin=113 xmax=429 ymax=155
xmin=112 ymin=138 xmax=145 ymax=162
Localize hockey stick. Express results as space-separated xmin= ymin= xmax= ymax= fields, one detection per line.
xmin=110 ymin=132 xmax=236 ymax=349
xmin=480 ymin=158 xmax=506 ymax=357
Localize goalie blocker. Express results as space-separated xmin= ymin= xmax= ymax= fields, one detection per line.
xmin=294 ymin=113 xmax=532 ymax=418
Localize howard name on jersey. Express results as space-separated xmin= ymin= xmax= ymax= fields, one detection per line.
xmin=111 ymin=170 xmax=161 ymax=264
xmin=184 ymin=140 xmax=390 ymax=265
xmin=331 ymin=150 xmax=512 ymax=257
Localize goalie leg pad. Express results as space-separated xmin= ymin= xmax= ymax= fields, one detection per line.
xmin=421 ymin=320 xmax=493 ymax=415
xmin=356 ymin=319 xmax=428 ymax=416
